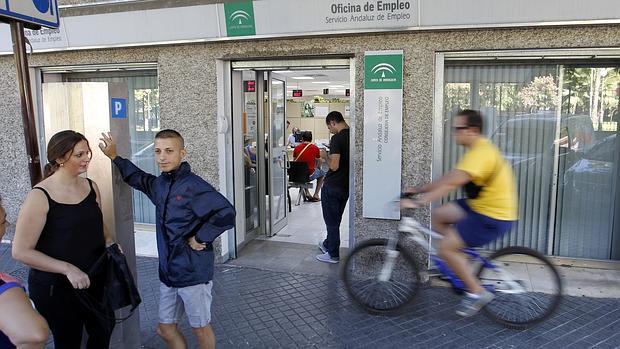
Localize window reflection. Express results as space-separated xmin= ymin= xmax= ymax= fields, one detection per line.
xmin=443 ymin=64 xmax=619 ymax=260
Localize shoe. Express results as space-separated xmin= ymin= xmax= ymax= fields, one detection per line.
xmin=455 ymin=290 xmax=495 ymax=317
xmin=316 ymin=252 xmax=339 ymax=264
xmin=318 ymin=241 xmax=328 ymax=254
xmin=308 ymin=197 xmax=320 ymax=202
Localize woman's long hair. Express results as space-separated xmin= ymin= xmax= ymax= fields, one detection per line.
xmin=43 ymin=130 xmax=91 ymax=179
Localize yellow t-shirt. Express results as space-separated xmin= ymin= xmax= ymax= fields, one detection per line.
xmin=456 ymin=138 xmax=518 ymax=221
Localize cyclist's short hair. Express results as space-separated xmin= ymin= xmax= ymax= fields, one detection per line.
xmin=457 ymin=109 xmax=483 ymax=133
xmin=155 ymin=129 xmax=185 ymax=148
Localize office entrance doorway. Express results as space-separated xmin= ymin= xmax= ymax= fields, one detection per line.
xmin=229 ymin=58 xmax=354 ymax=272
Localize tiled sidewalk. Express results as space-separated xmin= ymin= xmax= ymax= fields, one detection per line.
xmin=136 ymin=257 xmax=620 ymax=349
xmin=1 ymin=244 xmax=618 ymax=348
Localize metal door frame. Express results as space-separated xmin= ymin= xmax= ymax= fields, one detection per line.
xmin=267 ymin=72 xmax=288 ymax=236
xmin=228 ymin=57 xmax=356 ymax=256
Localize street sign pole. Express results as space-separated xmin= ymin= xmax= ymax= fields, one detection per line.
xmin=10 ymin=20 xmax=42 ymax=186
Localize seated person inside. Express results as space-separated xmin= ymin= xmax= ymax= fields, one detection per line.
xmin=243 ymin=137 xmax=257 ymax=174
xmin=293 ymin=131 xmax=326 ymax=202
xmin=287 ymin=127 xmax=301 ymax=148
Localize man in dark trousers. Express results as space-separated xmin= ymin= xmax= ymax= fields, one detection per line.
xmin=99 ymin=130 xmax=235 ymax=349
xmin=317 ymin=111 xmax=350 ymax=263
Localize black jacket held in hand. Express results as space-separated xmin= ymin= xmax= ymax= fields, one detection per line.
xmin=113 ymin=157 xmax=236 ymax=287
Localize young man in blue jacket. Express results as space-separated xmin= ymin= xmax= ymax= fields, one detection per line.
xmin=99 ymin=130 xmax=235 ymax=349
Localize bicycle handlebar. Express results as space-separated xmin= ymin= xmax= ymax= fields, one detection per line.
xmin=400 ymin=192 xmax=418 ymax=200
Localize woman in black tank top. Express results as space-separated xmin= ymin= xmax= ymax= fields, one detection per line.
xmin=12 ymin=131 xmax=116 ymax=349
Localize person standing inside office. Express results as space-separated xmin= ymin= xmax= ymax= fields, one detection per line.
xmin=317 ymin=111 xmax=350 ymax=264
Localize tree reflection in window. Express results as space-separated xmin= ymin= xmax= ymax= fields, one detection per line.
xmin=134 ymin=89 xmax=160 ymax=132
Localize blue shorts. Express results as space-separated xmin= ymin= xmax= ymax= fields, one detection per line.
xmin=455 ymin=199 xmax=514 ymax=247
xmin=310 ymin=168 xmax=326 ymax=181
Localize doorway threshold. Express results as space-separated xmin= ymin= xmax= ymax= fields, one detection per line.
xmin=225 ymin=240 xmax=347 ymax=277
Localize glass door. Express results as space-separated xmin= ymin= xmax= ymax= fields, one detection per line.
xmin=267 ymin=72 xmax=288 ymax=236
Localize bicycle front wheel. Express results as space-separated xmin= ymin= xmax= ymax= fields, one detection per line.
xmin=341 ymin=238 xmax=421 ymax=315
xmin=477 ymin=246 xmax=563 ymax=329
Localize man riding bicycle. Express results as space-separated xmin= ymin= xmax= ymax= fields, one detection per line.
xmin=402 ymin=109 xmax=518 ymax=317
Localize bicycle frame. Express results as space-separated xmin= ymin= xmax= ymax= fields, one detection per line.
xmin=393 ymin=215 xmax=523 ymax=294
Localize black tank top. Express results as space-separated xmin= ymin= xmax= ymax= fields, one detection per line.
xmin=29 ymin=178 xmax=105 ymax=284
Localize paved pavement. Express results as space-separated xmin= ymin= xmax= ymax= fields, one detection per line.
xmin=1 ymin=243 xmax=619 ymax=348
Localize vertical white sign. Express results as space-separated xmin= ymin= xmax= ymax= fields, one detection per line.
xmin=363 ymin=50 xmax=403 ymax=219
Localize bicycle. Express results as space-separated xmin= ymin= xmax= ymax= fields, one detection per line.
xmin=341 ymin=203 xmax=563 ymax=329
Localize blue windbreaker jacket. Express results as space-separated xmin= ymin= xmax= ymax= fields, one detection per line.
xmin=113 ymin=157 xmax=235 ymax=287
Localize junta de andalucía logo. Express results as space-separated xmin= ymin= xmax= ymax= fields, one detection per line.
xmin=229 ymin=9 xmax=252 ymax=25
xmin=371 ymin=62 xmax=397 ymax=79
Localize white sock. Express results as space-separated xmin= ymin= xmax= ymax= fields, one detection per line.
xmin=465 ymin=292 xmax=480 ymax=299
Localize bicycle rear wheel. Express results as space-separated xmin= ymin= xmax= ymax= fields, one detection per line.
xmin=341 ymin=238 xmax=421 ymax=315
xmin=477 ymin=246 xmax=562 ymax=329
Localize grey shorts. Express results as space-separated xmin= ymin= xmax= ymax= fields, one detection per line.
xmin=159 ymin=281 xmax=213 ymax=328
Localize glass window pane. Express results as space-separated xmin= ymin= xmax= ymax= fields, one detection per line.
xmin=555 ymin=67 xmax=619 ymax=259
xmin=443 ymin=63 xmax=619 ymax=260
xmin=443 ymin=64 xmax=559 ymax=253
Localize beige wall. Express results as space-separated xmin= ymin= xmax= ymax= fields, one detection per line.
xmin=2 ymin=24 xmax=620 ymax=250
xmin=287 ymin=101 xmax=350 ymax=141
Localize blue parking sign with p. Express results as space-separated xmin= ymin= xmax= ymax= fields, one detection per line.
xmin=111 ymin=98 xmax=127 ymax=119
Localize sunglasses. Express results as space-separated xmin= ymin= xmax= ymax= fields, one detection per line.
xmin=452 ymin=126 xmax=470 ymax=131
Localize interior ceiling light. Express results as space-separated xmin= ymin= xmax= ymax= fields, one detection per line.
xmin=274 ymin=70 xmax=294 ymax=73
xmin=291 ymin=76 xmax=314 ymax=80
xmin=328 ymin=85 xmax=344 ymax=88
xmin=311 ymin=81 xmax=330 ymax=84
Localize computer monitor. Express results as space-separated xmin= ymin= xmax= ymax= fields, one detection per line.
xmin=293 ymin=132 xmax=303 ymax=143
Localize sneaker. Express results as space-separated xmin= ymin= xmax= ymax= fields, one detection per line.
xmin=318 ymin=241 xmax=328 ymax=254
xmin=455 ymin=290 xmax=495 ymax=317
xmin=316 ymin=252 xmax=339 ymax=264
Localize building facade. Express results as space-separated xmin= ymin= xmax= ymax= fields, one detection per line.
xmin=1 ymin=0 xmax=619 ymax=262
